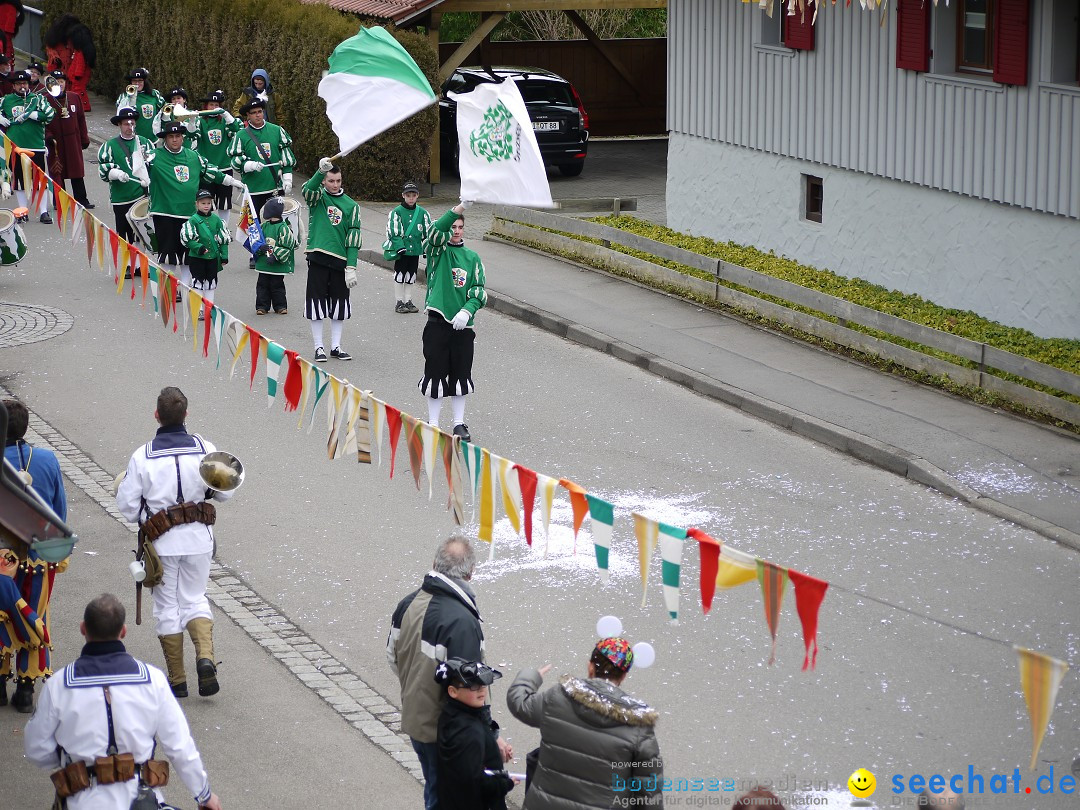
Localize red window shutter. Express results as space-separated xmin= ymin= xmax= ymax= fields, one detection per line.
xmin=993 ymin=0 xmax=1030 ymax=85
xmin=896 ymin=0 xmax=931 ymax=72
xmin=784 ymin=1 xmax=816 ymax=51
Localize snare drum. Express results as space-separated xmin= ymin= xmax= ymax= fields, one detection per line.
xmin=0 ymin=209 xmax=28 ymax=266
xmin=278 ymin=196 xmax=302 ymax=244
xmin=125 ymin=197 xmax=157 ymax=253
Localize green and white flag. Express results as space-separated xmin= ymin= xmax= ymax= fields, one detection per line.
xmin=659 ymin=524 xmax=688 ymax=624
xmin=585 ymin=493 xmax=614 ymax=583
xmin=318 ymin=26 xmax=436 ymax=155
xmin=453 ymin=80 xmax=553 ymax=207
xmin=266 ymin=341 xmax=285 ymax=408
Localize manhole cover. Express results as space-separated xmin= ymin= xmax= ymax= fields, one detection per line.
xmin=0 ymin=301 xmax=73 ymax=348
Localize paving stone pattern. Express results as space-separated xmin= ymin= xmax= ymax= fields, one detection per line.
xmin=0 ymin=301 xmax=73 ymax=348
xmin=0 ymin=384 xmax=424 ymax=783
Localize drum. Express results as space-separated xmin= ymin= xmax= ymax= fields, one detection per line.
xmin=126 ymin=197 xmax=157 ymax=253
xmin=0 ymin=209 xmax=28 ymax=266
xmin=278 ymin=196 xmax=303 ymax=244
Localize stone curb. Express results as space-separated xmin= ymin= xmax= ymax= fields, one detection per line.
xmin=474 ymin=245 xmax=1080 ymax=554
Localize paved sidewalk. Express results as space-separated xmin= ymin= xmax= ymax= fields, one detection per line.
xmin=82 ymin=92 xmax=1079 ymax=547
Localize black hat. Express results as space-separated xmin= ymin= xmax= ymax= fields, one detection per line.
xmin=201 ymin=89 xmax=225 ymax=104
xmin=239 ymin=97 xmax=266 ymax=116
xmin=167 ymin=87 xmax=187 ymax=100
xmin=27 ymin=61 xmax=44 ymax=73
xmin=159 ymin=119 xmax=186 ymax=136
xmin=261 ymin=197 xmax=284 ymax=221
xmin=110 ymin=107 xmax=139 ymax=125
xmin=433 ymin=658 xmax=502 ymax=689
xmin=126 ymin=67 xmax=149 ymax=80
xmin=402 ymin=182 xmax=419 ymax=194
xmin=10 ymin=70 xmax=29 ymax=83
xmin=196 ymin=189 xmax=214 ymax=201
xmin=49 ymin=69 xmax=67 ymax=80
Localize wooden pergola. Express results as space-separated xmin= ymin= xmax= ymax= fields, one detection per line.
xmin=389 ymin=0 xmax=667 ymax=181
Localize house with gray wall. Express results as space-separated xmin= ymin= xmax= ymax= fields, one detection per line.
xmin=665 ymin=0 xmax=1080 ymax=339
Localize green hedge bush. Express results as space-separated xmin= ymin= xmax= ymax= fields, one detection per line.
xmin=43 ymin=0 xmax=439 ymax=200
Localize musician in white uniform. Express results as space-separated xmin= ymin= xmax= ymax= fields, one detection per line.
xmin=24 ymin=593 xmax=223 ymax=810
xmin=115 ymin=386 xmax=234 ymax=699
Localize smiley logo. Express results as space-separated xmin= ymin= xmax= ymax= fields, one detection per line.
xmin=847 ymin=768 xmax=876 ymax=798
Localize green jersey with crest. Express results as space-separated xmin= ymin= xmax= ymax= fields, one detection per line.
xmin=1 ymin=92 xmax=54 ymax=150
xmin=147 ymin=146 xmax=224 ymax=218
xmin=423 ymin=208 xmax=487 ymax=326
xmin=115 ymin=90 xmax=165 ymax=142
xmin=226 ymin=122 xmax=296 ymax=194
xmin=197 ymin=115 xmax=241 ymax=170
xmin=302 ymin=170 xmax=362 ymax=265
xmin=97 ymin=134 xmax=156 ymax=204
xmin=180 ymin=211 xmax=230 ymax=262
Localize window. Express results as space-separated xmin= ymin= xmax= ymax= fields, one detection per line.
xmin=759 ymin=8 xmax=784 ymax=47
xmin=803 ymin=175 xmax=823 ymax=223
xmin=1048 ymin=0 xmax=1080 ymax=84
xmin=957 ymin=0 xmax=995 ymax=73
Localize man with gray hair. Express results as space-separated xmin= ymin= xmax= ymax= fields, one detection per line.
xmin=387 ymin=536 xmax=509 ymax=810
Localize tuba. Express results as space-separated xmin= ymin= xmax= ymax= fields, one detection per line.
xmin=199 ymin=451 xmax=245 ymax=493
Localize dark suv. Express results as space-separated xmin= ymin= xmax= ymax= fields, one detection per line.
xmin=439 ymin=66 xmax=589 ymax=177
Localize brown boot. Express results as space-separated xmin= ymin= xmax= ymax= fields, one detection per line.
xmin=186 ymin=618 xmax=219 ymax=697
xmin=158 ymin=634 xmax=187 ymax=698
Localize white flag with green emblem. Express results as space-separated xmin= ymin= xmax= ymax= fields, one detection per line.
xmin=318 ymin=26 xmax=437 ymax=155
xmin=453 ymin=80 xmax=553 ymax=208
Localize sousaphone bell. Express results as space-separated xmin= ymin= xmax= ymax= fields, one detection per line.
xmin=199 ymin=451 xmax=245 ymax=493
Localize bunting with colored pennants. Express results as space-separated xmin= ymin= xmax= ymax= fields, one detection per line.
xmin=21 ymin=128 xmax=1073 ymax=769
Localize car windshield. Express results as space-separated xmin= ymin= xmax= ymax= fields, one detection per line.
xmin=514 ymin=79 xmax=574 ymax=106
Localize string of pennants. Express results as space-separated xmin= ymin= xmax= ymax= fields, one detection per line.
xmin=10 ymin=134 xmax=1069 ymax=770
xmin=749 ymin=0 xmax=903 ymax=26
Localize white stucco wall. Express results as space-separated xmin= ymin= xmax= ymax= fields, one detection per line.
xmin=667 ymin=134 xmax=1080 ymax=340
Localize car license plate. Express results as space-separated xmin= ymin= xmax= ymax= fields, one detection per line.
xmin=532 ymin=121 xmax=559 ymax=131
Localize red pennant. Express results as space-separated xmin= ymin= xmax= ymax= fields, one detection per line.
xmin=245 ymin=326 xmax=262 ymax=390
xmin=385 ymin=405 xmax=403 ymax=479
xmin=53 ymin=184 xmax=62 ymax=228
xmin=789 ymin=570 xmax=829 ymax=671
xmin=108 ymin=229 xmax=120 ymax=275
xmin=84 ymin=213 xmax=94 ymax=265
xmin=201 ymin=302 xmax=213 ymax=356
xmin=282 ymin=351 xmax=303 ymax=412
xmin=139 ymin=253 xmax=149 ymax=303
xmin=687 ymin=528 xmax=721 ymax=614
xmin=514 ymin=464 xmax=538 ymax=546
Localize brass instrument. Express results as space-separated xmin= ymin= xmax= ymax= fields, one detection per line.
xmin=45 ymin=76 xmax=68 ymax=118
xmin=125 ymin=83 xmax=138 ymax=97
xmin=161 ymin=102 xmax=217 ymax=121
xmin=199 ymin=451 xmax=245 ymax=492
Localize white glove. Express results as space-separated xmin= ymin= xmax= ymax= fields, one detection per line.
xmin=319 ymin=157 xmax=333 ymax=173
xmin=451 ymin=309 xmax=471 ymax=330
xmin=108 ymin=168 xmax=130 ymax=183
xmin=1 ymin=182 xmax=10 ymax=199
xmin=184 ymin=118 xmax=198 ymax=133
xmin=344 ymin=266 xmax=358 ymax=289
xmin=138 ymin=176 xmax=150 ymax=188
xmin=281 ymin=173 xmax=292 ymax=194
xmin=221 ymin=173 xmax=239 ymax=188
xmin=220 ymin=110 xmax=233 ymax=124
xmin=243 ymin=160 xmax=262 ymax=174
xmin=459 ymin=199 xmax=473 ymax=209
xmin=0 ymin=114 xmax=9 ymax=127
xmin=28 ymin=111 xmax=39 ymax=122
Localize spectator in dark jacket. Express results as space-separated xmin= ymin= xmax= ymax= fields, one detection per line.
xmin=507 ymin=638 xmax=663 ymax=810
xmin=388 ymin=536 xmax=510 ymax=810
xmin=435 ymin=658 xmax=518 ymax=810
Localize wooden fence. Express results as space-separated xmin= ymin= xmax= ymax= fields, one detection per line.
xmin=490 ymin=206 xmax=1080 ymax=427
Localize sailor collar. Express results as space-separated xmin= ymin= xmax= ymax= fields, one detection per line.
xmin=64 ymin=641 xmax=150 ymax=688
xmin=147 ymin=424 xmax=206 ymax=457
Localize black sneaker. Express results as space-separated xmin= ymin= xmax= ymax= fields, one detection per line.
xmin=330 ymin=347 xmax=352 ymax=361
xmin=404 ymin=301 xmax=419 ymax=313
xmin=395 ymin=301 xmax=407 ymax=313
xmin=314 ymin=347 xmax=328 ymax=363
xmin=452 ymin=424 xmax=471 ymax=442
xmin=39 ymin=212 xmax=52 ymax=225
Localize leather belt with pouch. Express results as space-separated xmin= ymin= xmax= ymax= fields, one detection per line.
xmin=142 ymin=501 xmax=216 ymax=543
xmin=49 ymin=756 xmax=170 ymax=798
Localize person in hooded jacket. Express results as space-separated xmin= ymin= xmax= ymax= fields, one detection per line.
xmin=507 ymin=637 xmax=663 ymax=810
xmin=232 ymin=68 xmax=277 ymax=124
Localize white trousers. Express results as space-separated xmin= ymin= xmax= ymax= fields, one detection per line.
xmin=153 ymin=552 xmax=212 ymax=636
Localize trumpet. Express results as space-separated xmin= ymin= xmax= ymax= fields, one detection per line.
xmin=161 ymin=103 xmax=217 ymax=121
xmin=125 ymin=83 xmax=138 ymax=97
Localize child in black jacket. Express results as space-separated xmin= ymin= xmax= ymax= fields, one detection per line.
xmin=435 ymin=658 xmax=518 ymax=810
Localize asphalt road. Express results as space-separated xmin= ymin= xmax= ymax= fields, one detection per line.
xmin=1 ymin=173 xmax=1077 ymax=810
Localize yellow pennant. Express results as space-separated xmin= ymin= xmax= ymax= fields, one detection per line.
xmin=116 ymin=241 xmax=131 ymax=294
xmin=228 ymin=324 xmax=250 ymax=381
xmin=716 ymin=544 xmax=758 ymax=590
xmin=95 ymin=219 xmax=106 ymax=270
xmin=326 ymin=377 xmax=346 ymax=459
xmin=342 ymin=384 xmax=364 ymax=459
xmin=496 ymin=455 xmax=522 ymax=535
xmin=420 ymin=421 xmax=440 ymax=499
xmin=56 ymin=190 xmax=69 ymax=235
xmin=478 ymin=448 xmax=494 ymax=546
xmin=633 ymin=512 xmax=659 ymax=607
xmin=1015 ymin=646 xmax=1070 ymax=770
xmin=369 ymin=396 xmax=386 ymax=465
xmin=535 ymin=472 xmax=559 ymax=557
xmin=295 ymin=360 xmax=315 ymax=430
xmin=187 ymin=290 xmax=204 ymax=350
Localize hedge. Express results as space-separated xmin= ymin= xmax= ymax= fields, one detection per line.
xmin=42 ymin=0 xmax=439 ymax=201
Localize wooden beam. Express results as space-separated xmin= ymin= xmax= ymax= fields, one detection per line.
xmin=439 ymin=12 xmax=507 ymax=80
xmin=562 ymin=9 xmax=641 ymax=98
xmin=428 ymin=11 xmax=442 ymax=184
xmin=436 ymin=0 xmax=665 ymax=12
